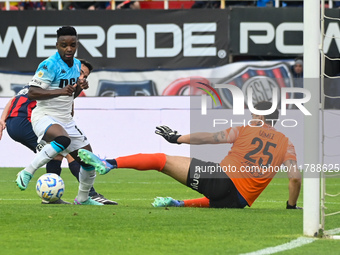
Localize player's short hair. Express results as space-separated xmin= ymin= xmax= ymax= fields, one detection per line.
xmin=57 ymin=26 xmax=77 ymax=38
xmin=79 ymin=59 xmax=93 ymax=74
xmin=254 ymin=101 xmax=279 ymax=125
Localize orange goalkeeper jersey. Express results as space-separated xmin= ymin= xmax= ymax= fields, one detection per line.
xmin=220 ymin=124 xmax=297 ymax=206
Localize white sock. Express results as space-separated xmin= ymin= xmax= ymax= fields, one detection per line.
xmin=24 ymin=144 xmax=59 ymax=175
xmin=76 ymin=168 xmax=96 ymax=202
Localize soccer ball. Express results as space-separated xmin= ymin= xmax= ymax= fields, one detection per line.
xmin=36 ymin=173 xmax=65 ymax=202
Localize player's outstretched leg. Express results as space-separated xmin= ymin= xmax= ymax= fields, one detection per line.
xmin=78 ymin=149 xmax=114 ymax=175
xmin=152 ymin=197 xmax=210 ymax=208
xmin=16 ymin=170 xmax=33 ymax=190
xmin=152 ymin=197 xmax=184 ymax=207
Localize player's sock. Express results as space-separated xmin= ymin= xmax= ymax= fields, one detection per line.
xmin=69 ymin=160 xmax=97 ymax=196
xmin=183 ymin=197 xmax=210 ymax=208
xmin=68 ymin=160 xmax=80 ymax=181
xmin=46 ymin=159 xmax=62 ymax=176
xmin=76 ymin=167 xmax=96 ymax=202
xmin=68 ymin=160 xmax=97 ymax=197
xmin=89 ymin=187 xmax=97 ymax=197
xmin=112 ymin=153 xmax=167 ymax=171
xmin=25 ymin=136 xmax=70 ymax=175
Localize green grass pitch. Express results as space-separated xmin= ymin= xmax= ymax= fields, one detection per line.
xmin=0 ymin=167 xmax=339 ymax=255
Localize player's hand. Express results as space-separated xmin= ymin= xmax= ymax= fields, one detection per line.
xmin=155 ymin=125 xmax=182 ymax=144
xmin=77 ymin=79 xmax=89 ymax=90
xmin=286 ymin=201 xmax=303 ymax=209
xmin=61 ymin=84 xmax=76 ymax=96
xmin=0 ymin=119 xmax=6 ymax=140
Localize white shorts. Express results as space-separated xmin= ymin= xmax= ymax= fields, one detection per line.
xmin=32 ymin=116 xmax=90 ymax=156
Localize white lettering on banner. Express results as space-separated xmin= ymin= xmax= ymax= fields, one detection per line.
xmin=183 ymin=23 xmax=217 ymax=57
xmin=240 ymin=21 xmax=340 ymax=54
xmin=75 ymin=26 xmax=106 ymax=57
xmin=36 ymin=26 xmax=59 ymax=57
xmin=0 ymin=26 xmax=35 ymax=57
xmin=240 ymin=22 xmax=304 ymax=54
xmin=107 ymin=24 xmax=145 ymax=58
xmin=37 ymin=26 xmax=106 ymax=58
xmin=240 ymin=22 xmax=275 ymax=54
xmin=275 ymin=23 xmax=304 ymax=54
xmin=146 ymin=24 xmax=182 ymax=57
xmin=323 ymin=22 xmax=340 ymax=53
xmin=0 ymin=23 xmax=218 ymax=58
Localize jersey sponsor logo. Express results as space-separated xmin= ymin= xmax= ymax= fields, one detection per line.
xmin=30 ymin=78 xmax=42 ymax=85
xmin=37 ymin=71 xmax=44 ymax=78
xmin=59 ymin=78 xmax=77 ymax=88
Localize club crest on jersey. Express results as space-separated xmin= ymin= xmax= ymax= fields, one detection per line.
xmin=216 ymin=63 xmax=294 ymax=109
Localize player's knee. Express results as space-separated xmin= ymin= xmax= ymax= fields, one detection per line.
xmin=53 ymin=136 xmax=71 ymax=151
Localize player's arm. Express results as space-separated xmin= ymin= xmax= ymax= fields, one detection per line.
xmin=28 ymin=85 xmax=76 ymax=100
xmin=155 ymin=125 xmax=239 ymax=144
xmin=27 ymin=60 xmax=75 ymax=100
xmin=179 ymin=131 xmax=230 ymax=144
xmin=283 ymin=159 xmax=302 ymax=209
xmin=74 ymin=78 xmax=88 ymax=98
xmin=0 ymin=97 xmax=14 ymax=140
xmin=130 ymin=1 xmax=140 ymax=9
xmin=73 ymin=84 xmax=83 ymax=98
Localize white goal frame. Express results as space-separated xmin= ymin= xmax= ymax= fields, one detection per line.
xmin=303 ymin=0 xmax=321 ymax=237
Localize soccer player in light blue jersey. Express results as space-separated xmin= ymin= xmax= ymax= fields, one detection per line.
xmin=15 ymin=26 xmax=107 ymax=205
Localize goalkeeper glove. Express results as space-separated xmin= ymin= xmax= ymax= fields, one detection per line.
xmin=286 ymin=201 xmax=302 ymax=209
xmin=155 ymin=125 xmax=182 ymax=144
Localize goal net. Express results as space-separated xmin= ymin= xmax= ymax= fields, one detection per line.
xmin=319 ymin=0 xmax=340 ymax=239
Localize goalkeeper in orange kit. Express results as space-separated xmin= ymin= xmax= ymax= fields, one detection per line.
xmin=78 ymin=101 xmax=302 ymax=209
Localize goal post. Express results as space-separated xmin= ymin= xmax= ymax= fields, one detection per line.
xmin=303 ymin=0 xmax=321 ymax=237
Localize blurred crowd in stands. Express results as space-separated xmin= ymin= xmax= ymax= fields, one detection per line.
xmin=0 ymin=0 xmax=139 ymax=10
xmin=2 ymin=1 xmax=340 ymax=11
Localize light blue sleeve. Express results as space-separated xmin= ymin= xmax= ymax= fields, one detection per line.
xmin=30 ymin=59 xmax=57 ymax=89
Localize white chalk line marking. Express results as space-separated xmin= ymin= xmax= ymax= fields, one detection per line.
xmin=239 ymin=237 xmax=315 ymax=255
xmin=240 ymin=227 xmax=340 ymax=255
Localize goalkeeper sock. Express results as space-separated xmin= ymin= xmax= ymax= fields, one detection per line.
xmin=46 ymin=159 xmax=62 ymax=176
xmin=183 ymin=197 xmax=210 ymax=208
xmin=113 ymin=153 xmax=167 ymax=171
